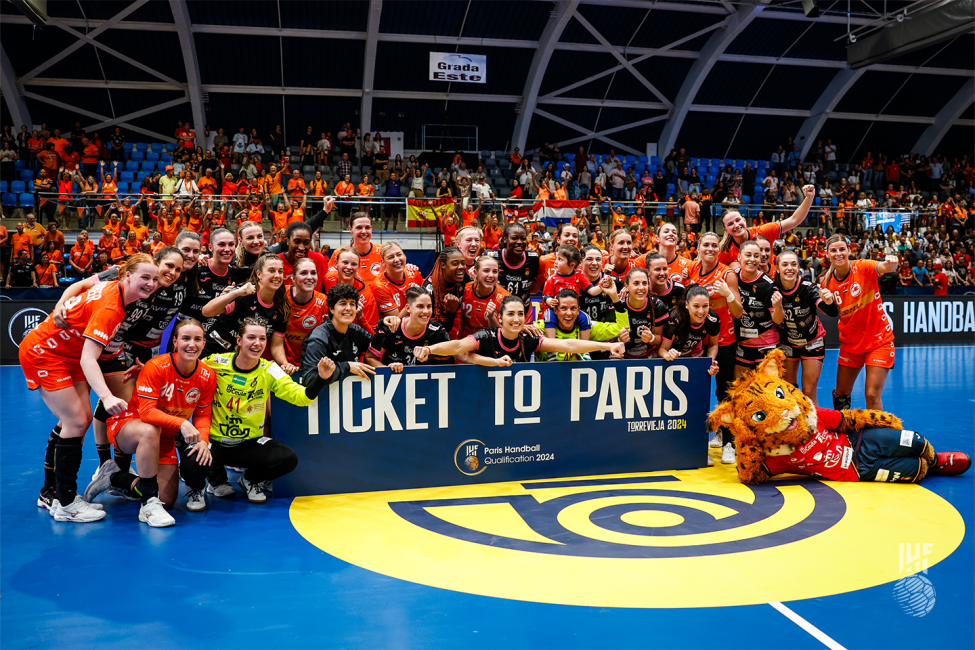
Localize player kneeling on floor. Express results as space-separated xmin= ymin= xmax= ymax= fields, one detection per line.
xmin=85 ymin=319 xmax=216 ymax=527
xmin=708 ymin=349 xmax=971 ymax=484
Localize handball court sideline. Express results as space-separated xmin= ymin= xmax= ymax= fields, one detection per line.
xmin=2 ymin=345 xmax=973 ymax=650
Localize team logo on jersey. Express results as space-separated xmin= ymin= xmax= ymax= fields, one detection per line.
xmin=302 ymin=315 xmax=318 ymax=330
xmin=185 ymin=388 xmax=201 ymax=404
xmin=7 ymin=307 xmax=49 ymax=347
xmin=850 ymin=282 xmax=862 ymax=297
xmin=370 ymin=262 xmax=382 ymax=277
xmin=232 ymin=375 xmax=247 ymax=386
xmin=455 ymin=439 xmax=486 ymax=475
xmin=290 ymin=466 xmax=964 ymax=608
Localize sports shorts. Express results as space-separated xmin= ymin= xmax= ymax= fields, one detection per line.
xmin=837 ymin=341 xmax=895 ymax=369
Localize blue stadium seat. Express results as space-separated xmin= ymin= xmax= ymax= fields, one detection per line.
xmin=160 ymin=154 xmax=173 ymax=164
xmin=490 ymin=168 xmax=501 ymax=178
xmin=140 ymin=162 xmax=155 ymax=173
xmin=131 ymin=152 xmax=144 ymax=162
xmin=136 ymin=172 xmax=150 ymax=183
xmin=706 ymin=175 xmax=716 ymax=185
xmin=123 ymin=143 xmax=134 ymax=153
xmin=697 ymin=166 xmax=706 ymax=176
xmin=27 ymin=180 xmax=34 ymax=191
xmin=125 ymin=161 xmax=139 ymax=172
xmin=495 ymin=177 xmax=507 ymax=188
xmin=10 ymin=181 xmax=25 ymax=194
xmin=735 ymin=159 xmax=745 ymax=169
xmin=120 ymin=171 xmax=135 ymax=182
xmin=19 ymin=193 xmax=34 ymax=208
xmin=666 ymin=183 xmax=675 ymax=195
xmin=0 ymin=181 xmax=6 ymax=193
xmin=741 ymin=195 xmax=750 ymax=204
xmin=2 ymin=193 xmax=17 ymax=207
xmin=115 ymin=182 xmax=129 ymax=195
xmin=484 ymin=158 xmax=496 ymax=169
xmin=635 ymin=164 xmax=645 ymax=173
xmin=624 ymin=155 xmax=636 ymax=165
xmin=814 ymin=197 xmax=821 ymax=206
xmin=146 ymin=152 xmax=160 ymax=162
xmin=689 ymin=158 xmax=698 ymax=167
xmin=650 ymin=156 xmax=661 ymax=166
xmin=150 ymin=142 xmax=166 ymax=152
xmin=708 ymin=166 xmax=719 ymax=175
xmin=135 ymin=143 xmax=149 ymax=152
xmin=564 ymin=153 xmax=574 ymax=162
xmin=14 ymin=160 xmax=25 ymax=171
xmin=494 ymin=150 xmax=505 ymax=160
xmin=649 ymin=164 xmax=657 ymax=174
xmin=164 ymin=143 xmax=176 ymax=153
xmin=498 ymin=159 xmax=510 ymax=170
xmin=638 ymin=156 xmax=648 ymax=164
xmin=480 ymin=150 xmax=491 ymax=160
xmin=20 ymin=169 xmax=34 ymax=181
xmin=756 ymin=167 xmax=767 ymax=176
xmin=746 ymin=159 xmax=757 ymax=168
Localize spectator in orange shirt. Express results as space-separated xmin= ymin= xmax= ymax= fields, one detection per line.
xmin=35 ymin=252 xmax=60 ymax=288
xmin=68 ymin=230 xmax=95 ymax=277
xmin=335 ymin=174 xmax=356 ymax=227
xmin=48 ymin=129 xmax=69 ymax=156
xmin=98 ymin=226 xmax=118 ymax=256
xmin=286 ymin=168 xmax=306 ymax=200
xmin=129 ymin=214 xmax=149 ymax=246
xmin=44 ymin=221 xmax=65 ymax=257
xmin=81 ymin=137 xmax=99 ymax=178
xmin=37 ymin=143 xmax=60 ymax=180
xmin=10 ymin=223 xmax=32 ymax=264
xmin=23 ymin=212 xmax=46 ymax=254
xmin=197 ymin=168 xmax=218 ymax=197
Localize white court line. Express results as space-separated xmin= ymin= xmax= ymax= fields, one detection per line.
xmin=769 ymin=602 xmax=848 ymax=650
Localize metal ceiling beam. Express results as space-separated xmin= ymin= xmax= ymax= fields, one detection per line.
xmin=511 ymin=0 xmax=580 ymax=152
xmin=192 ymin=24 xmax=366 ymax=40
xmin=19 ymin=0 xmax=150 ymax=85
xmin=1 ymin=44 xmax=31 ymax=128
xmin=360 ymin=0 xmax=383 ymax=135
xmin=170 ymin=0 xmax=206 ymax=148
xmin=378 ymin=32 xmax=537 ymax=49
xmin=913 ymin=77 xmax=975 ymax=155
xmin=22 ymin=91 xmax=177 ymax=142
xmin=84 ymin=96 xmax=190 ymax=133
xmin=541 ymin=97 xmax=668 ymax=110
xmin=795 ymin=68 xmax=865 ymax=159
xmin=572 ymin=11 xmax=673 ymax=107
xmin=747 ymin=10 xmax=876 ymax=25
xmin=27 ymin=78 xmax=180 ymax=90
xmin=659 ymin=2 xmax=767 ymax=154
xmin=532 ymin=107 xmax=643 ymax=156
xmin=554 ymin=113 xmax=670 ymax=150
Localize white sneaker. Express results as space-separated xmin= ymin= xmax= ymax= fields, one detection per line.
xmin=721 ymin=442 xmax=737 ymax=464
xmin=185 ymin=489 xmax=206 ymax=512
xmin=84 ymin=459 xmax=119 ymax=502
xmin=709 ymin=431 xmax=723 ymax=448
xmin=53 ymin=495 xmax=107 ymax=523
xmin=207 ymin=482 xmax=236 ymax=498
xmin=139 ymin=497 xmax=175 ymax=527
xmin=258 ymin=480 xmax=272 ymax=494
xmin=238 ymin=475 xmax=266 ymax=503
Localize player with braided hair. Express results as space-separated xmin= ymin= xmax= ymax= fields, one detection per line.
xmin=422 ymin=246 xmax=468 ymax=334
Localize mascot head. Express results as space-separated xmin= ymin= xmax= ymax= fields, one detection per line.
xmin=707 ymin=350 xmax=818 ymax=481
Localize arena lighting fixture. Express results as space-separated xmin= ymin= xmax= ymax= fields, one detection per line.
xmin=7 ymin=0 xmax=47 ymax=28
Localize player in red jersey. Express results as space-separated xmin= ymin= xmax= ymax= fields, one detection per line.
xmin=372 ymin=241 xmax=424 ymax=318
xmin=329 ymin=213 xmax=383 ymax=282
xmin=84 ymin=320 xmax=215 ymax=526
xmin=20 ymin=254 xmax=159 ymax=522
xmin=542 ymin=245 xmax=614 ymax=312
xmin=718 ymin=184 xmax=815 ymax=267
xmin=277 ymin=221 xmax=328 ymax=293
xmin=284 ymin=258 xmax=328 ymax=367
xmin=603 ymin=228 xmax=637 ymax=284
xmin=459 ymin=256 xmax=509 ymax=337
xmin=822 ymin=234 xmax=899 ymax=411
xmin=688 ymin=232 xmax=742 ymax=462
xmin=323 ymin=246 xmax=380 ymax=333
xmin=636 ymin=222 xmax=692 ymax=283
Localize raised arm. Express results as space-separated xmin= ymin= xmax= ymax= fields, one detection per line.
xmin=779 ymin=184 xmax=816 ymax=233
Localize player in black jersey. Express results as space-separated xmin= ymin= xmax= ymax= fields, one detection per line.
xmin=657 ymin=285 xmax=720 ymax=374
xmin=180 ymin=228 xmax=251 ymax=328
xmin=485 ymin=222 xmax=542 ymax=319
xmin=645 ymin=253 xmax=686 ymax=309
xmin=422 ymin=246 xmax=469 ymax=333
xmin=298 ymin=283 xmax=377 ymax=386
xmin=415 ymin=295 xmax=625 ymax=366
xmin=733 ymin=240 xmax=784 ymax=372
xmin=615 ymin=268 xmax=669 ymax=359
xmin=202 ymin=253 xmax=291 ymax=368
xmin=774 ymin=250 xmax=839 ymax=405
xmin=366 ymin=286 xmax=452 ymax=370
xmin=579 ymin=245 xmax=618 ymax=323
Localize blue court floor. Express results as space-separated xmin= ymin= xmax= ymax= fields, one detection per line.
xmin=2 ymin=346 xmax=973 ymax=650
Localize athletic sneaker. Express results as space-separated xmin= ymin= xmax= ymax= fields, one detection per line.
xmin=207 ymin=482 xmax=236 ymax=498
xmin=709 ymin=431 xmax=723 ymax=448
xmin=139 ymin=497 xmax=175 ymax=528
xmin=259 ymin=480 xmax=272 ymax=494
xmin=37 ymin=487 xmax=55 ymax=510
xmin=238 ymin=475 xmax=266 ymax=503
xmin=84 ymin=459 xmax=119 ymax=502
xmin=185 ymin=489 xmax=206 ymax=512
xmin=106 ymin=465 xmax=140 ymax=500
xmin=721 ymin=443 xmax=736 ymax=465
xmin=53 ymin=495 xmax=107 ymax=523
xmin=227 ymin=466 xmax=247 ymax=473
xmin=929 ymin=451 xmax=972 ymax=476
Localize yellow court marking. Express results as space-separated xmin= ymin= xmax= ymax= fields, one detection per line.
xmin=290 ymin=463 xmax=965 ymax=608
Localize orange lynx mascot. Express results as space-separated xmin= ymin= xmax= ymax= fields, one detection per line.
xmin=708 ymin=350 xmax=970 ymax=485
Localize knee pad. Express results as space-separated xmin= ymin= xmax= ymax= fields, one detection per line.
xmin=832 ymin=390 xmax=851 ymax=411
xmin=93 ymin=399 xmax=110 ymax=424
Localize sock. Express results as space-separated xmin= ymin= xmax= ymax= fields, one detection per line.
xmin=133 ymin=475 xmax=158 ymax=504
xmin=93 ymin=399 xmax=109 ymax=423
xmin=44 ymin=424 xmax=61 ymax=491
xmin=96 ymin=443 xmax=112 ymax=465
xmin=115 ymin=452 xmax=132 ymax=474
xmin=832 ymin=390 xmax=851 ymax=411
xmin=109 ymin=470 xmax=135 ymax=492
xmin=54 ymin=436 xmax=83 ymax=505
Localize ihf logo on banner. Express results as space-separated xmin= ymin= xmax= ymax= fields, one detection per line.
xmin=892 ymin=542 xmax=936 ymax=617
xmin=429 ymin=52 xmax=486 ymax=83
xmin=8 ymin=307 xmax=49 ymax=347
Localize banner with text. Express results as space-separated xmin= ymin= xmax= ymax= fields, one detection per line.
xmin=1 ymin=301 xmax=57 ymax=364
xmin=407 ymin=196 xmax=455 ymax=229
xmin=429 ymin=52 xmax=486 ymax=83
xmin=272 ymin=358 xmax=710 ymax=496
xmin=820 ymin=295 xmax=975 ymax=346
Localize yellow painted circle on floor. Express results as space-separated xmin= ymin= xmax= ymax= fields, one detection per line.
xmin=289 ymin=463 xmax=965 ymax=608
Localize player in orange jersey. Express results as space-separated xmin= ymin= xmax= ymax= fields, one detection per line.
xmin=329 ymin=213 xmax=383 ymax=283
xmin=20 ymin=254 xmax=160 ymax=522
xmin=84 ymin=320 xmax=215 ymax=526
xmin=372 ymin=241 xmax=424 ymax=318
xmin=821 ymin=234 xmax=899 ymax=411
xmin=718 ymin=184 xmax=815 ymax=267
xmin=283 ymin=258 xmax=328 ymax=367
xmin=323 ymin=246 xmax=380 ymax=333
xmin=459 ymin=255 xmax=509 ymax=337
xmin=603 ymin=228 xmax=637 ymax=284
